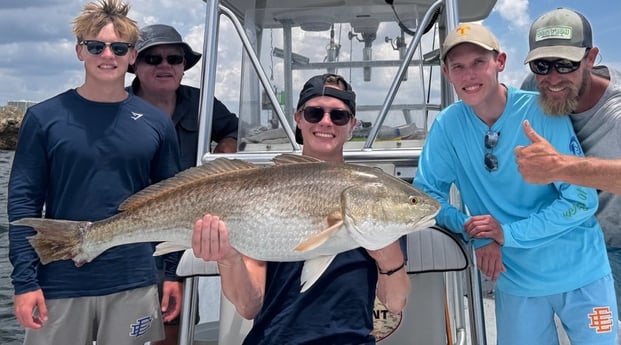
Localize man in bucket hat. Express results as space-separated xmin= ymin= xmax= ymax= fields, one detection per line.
xmin=127 ymin=24 xmax=239 ymax=345
xmin=128 ymin=24 xmax=238 ymax=161
xmin=517 ymin=7 xmax=621 ymax=324
xmin=129 ymin=24 xmax=202 ymax=72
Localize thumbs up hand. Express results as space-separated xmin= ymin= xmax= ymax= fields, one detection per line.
xmin=521 ymin=118 xmax=546 ymax=144
xmin=514 ymin=120 xmax=563 ymax=184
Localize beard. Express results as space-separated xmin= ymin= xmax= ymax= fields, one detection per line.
xmin=537 ymin=68 xmax=588 ymax=116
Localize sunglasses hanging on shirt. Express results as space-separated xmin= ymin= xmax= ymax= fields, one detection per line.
xmin=484 ymin=130 xmax=500 ymax=172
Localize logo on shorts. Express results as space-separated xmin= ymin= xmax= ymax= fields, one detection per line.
xmin=129 ymin=316 xmax=153 ymax=337
xmin=588 ymin=306 xmax=614 ymax=333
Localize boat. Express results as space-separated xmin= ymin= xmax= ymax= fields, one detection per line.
xmin=179 ymin=0 xmax=497 ymax=344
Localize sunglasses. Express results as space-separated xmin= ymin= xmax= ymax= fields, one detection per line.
xmin=302 ymin=106 xmax=353 ymax=126
xmin=529 ymin=59 xmax=581 ymax=76
xmin=484 ymin=130 xmax=500 ymax=172
xmin=528 ymin=49 xmax=590 ymax=76
xmin=141 ymin=54 xmax=185 ymax=66
xmin=80 ymin=40 xmax=133 ymax=56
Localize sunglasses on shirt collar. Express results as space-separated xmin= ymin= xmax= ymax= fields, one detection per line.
xmin=80 ymin=40 xmax=133 ymax=56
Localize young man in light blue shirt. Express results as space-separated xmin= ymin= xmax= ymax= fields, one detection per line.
xmin=414 ymin=23 xmax=617 ymax=345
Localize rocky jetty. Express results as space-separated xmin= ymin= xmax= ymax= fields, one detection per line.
xmin=0 ymin=106 xmax=25 ymax=151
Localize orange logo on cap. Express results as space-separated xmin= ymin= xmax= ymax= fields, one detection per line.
xmin=456 ymin=25 xmax=471 ymax=36
xmin=588 ymin=306 xmax=614 ymax=333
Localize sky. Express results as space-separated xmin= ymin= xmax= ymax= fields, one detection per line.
xmin=1 ymin=0 xmax=621 ymax=115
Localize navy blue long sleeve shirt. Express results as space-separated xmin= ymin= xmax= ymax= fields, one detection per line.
xmin=8 ymin=89 xmax=181 ymax=298
xmin=128 ymin=79 xmax=238 ymax=169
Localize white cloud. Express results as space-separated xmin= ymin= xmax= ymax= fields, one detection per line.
xmin=493 ymin=0 xmax=530 ymax=30
xmin=7 ymin=0 xmax=618 ymax=118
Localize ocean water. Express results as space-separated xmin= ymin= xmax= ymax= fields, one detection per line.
xmin=0 ymin=150 xmax=24 ymax=344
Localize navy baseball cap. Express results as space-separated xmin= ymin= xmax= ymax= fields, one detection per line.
xmin=295 ymin=74 xmax=356 ymax=144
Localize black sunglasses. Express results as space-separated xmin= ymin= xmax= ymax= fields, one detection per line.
xmin=484 ymin=130 xmax=500 ymax=172
xmin=302 ymin=106 xmax=353 ymax=126
xmin=529 ymin=59 xmax=581 ymax=75
xmin=141 ymin=54 xmax=184 ymax=66
xmin=80 ymin=40 xmax=133 ymax=56
xmin=529 ymin=49 xmax=590 ymax=76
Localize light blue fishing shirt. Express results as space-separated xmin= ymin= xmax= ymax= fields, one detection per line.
xmin=414 ymin=86 xmax=610 ymax=297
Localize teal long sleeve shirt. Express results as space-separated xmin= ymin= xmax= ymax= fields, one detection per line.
xmin=414 ymin=86 xmax=610 ymax=297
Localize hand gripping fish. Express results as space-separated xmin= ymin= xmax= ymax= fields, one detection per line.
xmin=12 ymin=154 xmax=440 ymax=291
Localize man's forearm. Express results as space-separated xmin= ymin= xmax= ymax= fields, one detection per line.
xmin=559 ymin=156 xmax=621 ymax=194
xmin=218 ymin=255 xmax=265 ymax=319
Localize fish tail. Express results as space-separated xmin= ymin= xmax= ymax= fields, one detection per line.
xmin=13 ymin=218 xmax=91 ymax=265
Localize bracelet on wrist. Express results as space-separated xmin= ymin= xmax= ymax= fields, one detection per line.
xmin=378 ymin=261 xmax=406 ymax=276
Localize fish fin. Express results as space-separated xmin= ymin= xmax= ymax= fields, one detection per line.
xmin=119 ymin=158 xmax=260 ymax=211
xmin=13 ymin=218 xmax=90 ymax=265
xmin=294 ymin=220 xmax=344 ymax=252
xmin=154 ymin=242 xmax=191 ymax=256
xmin=326 ymin=210 xmax=343 ymax=226
xmin=300 ymin=255 xmax=336 ymax=292
xmin=176 ymin=249 xmax=219 ymax=277
xmin=272 ymin=153 xmax=324 ymax=165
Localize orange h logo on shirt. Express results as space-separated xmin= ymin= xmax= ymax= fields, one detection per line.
xmin=588 ymin=307 xmax=614 ymax=333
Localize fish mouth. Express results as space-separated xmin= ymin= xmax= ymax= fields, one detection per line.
xmin=412 ymin=213 xmax=437 ymax=230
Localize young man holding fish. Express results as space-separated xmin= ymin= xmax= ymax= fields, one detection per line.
xmin=7 ymin=0 xmax=181 ymax=344
xmin=190 ymin=73 xmax=411 ymax=344
xmin=414 ymin=23 xmax=617 ymax=344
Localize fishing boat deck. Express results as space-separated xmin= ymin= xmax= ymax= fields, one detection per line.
xmin=178 ymin=0 xmax=578 ymax=344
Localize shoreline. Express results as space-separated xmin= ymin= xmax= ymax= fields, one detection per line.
xmin=0 ymin=105 xmax=24 ymax=151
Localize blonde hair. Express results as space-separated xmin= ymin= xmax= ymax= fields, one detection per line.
xmin=72 ymin=0 xmax=139 ymax=44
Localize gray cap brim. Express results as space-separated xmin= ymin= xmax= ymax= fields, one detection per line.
xmin=524 ymin=46 xmax=587 ymax=64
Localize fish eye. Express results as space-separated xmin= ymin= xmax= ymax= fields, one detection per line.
xmin=408 ymin=196 xmax=418 ymax=205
